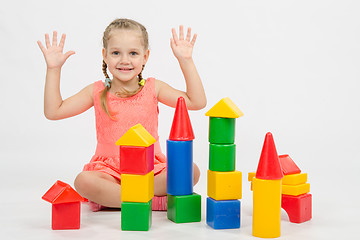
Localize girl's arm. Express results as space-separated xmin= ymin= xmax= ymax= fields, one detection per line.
xmin=156 ymin=26 xmax=206 ymax=110
xmin=38 ymin=31 xmax=93 ymax=120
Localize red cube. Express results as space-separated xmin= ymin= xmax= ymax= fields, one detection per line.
xmin=120 ymin=144 xmax=154 ymax=175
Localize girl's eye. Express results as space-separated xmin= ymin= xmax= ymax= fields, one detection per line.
xmin=130 ymin=52 xmax=138 ymax=56
xmin=112 ymin=51 xmax=120 ymax=55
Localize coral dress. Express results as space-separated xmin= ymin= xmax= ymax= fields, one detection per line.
xmin=83 ymin=78 xmax=167 ymax=180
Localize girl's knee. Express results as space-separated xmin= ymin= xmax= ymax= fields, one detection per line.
xmin=193 ymin=163 xmax=200 ymax=185
xmin=74 ymin=171 xmax=94 ymax=196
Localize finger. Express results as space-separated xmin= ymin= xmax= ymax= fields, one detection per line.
xmin=52 ymin=31 xmax=58 ymax=46
xmin=59 ymin=34 xmax=66 ymax=49
xmin=190 ymin=33 xmax=197 ymax=46
xmin=37 ymin=40 xmax=46 ymax=54
xmin=45 ymin=33 xmax=50 ymax=48
xmin=64 ymin=50 xmax=75 ymax=61
xmin=171 ymin=28 xmax=178 ymax=43
xmin=179 ymin=25 xmax=184 ymax=40
xmin=185 ymin=27 xmax=191 ymax=42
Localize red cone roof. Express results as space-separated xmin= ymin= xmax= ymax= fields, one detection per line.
xmin=169 ymin=97 xmax=195 ymax=141
xmin=255 ymin=132 xmax=284 ymax=180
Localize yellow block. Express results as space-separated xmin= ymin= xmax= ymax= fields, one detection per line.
xmin=121 ymin=171 xmax=154 ymax=202
xmin=248 ymin=172 xmax=256 ymax=182
xmin=205 ymin=97 xmax=244 ymax=118
xmin=207 ymin=170 xmax=242 ymax=200
xmin=282 ymin=183 xmax=310 ymax=196
xmin=253 ymin=178 xmax=282 ymax=238
xmin=283 ymin=173 xmax=308 ymax=185
xmin=115 ymin=124 xmax=156 ymax=147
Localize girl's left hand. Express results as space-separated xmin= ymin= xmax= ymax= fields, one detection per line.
xmin=170 ymin=25 xmax=197 ymax=60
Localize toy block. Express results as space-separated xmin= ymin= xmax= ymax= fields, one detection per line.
xmin=169 ymin=96 xmax=195 ymax=141
xmin=282 ymin=193 xmax=312 ymax=223
xmin=279 ymin=154 xmax=301 ymax=175
xmin=252 ymin=178 xmax=282 ymax=238
xmin=282 ymin=183 xmax=310 ymax=196
xmin=167 ymin=140 xmax=193 ymax=196
xmin=115 ymin=123 xmax=156 ymax=147
xmin=255 ymin=132 xmax=283 ymax=180
xmin=207 ymin=170 xmax=242 ymax=200
xmin=209 ymin=117 xmax=235 ymax=144
xmin=42 ymin=180 xmax=85 ymax=230
xmin=121 ymin=171 xmax=154 ymax=202
xmin=248 ymin=172 xmax=255 ymax=182
xmin=52 ymin=202 xmax=80 ymax=230
xmin=206 ymin=197 xmax=240 ymax=229
xmin=120 ymin=144 xmax=154 ymax=174
xmin=209 ymin=143 xmax=236 ymax=172
xmin=167 ymin=193 xmax=201 ymax=223
xmin=283 ymin=173 xmax=308 ymax=185
xmin=205 ymin=97 xmax=244 ymax=118
xmin=121 ymin=200 xmax=152 ymax=231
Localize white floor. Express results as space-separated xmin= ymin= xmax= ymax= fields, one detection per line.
xmin=1 ymin=180 xmax=358 ymax=240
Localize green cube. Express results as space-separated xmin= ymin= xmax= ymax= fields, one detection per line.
xmin=209 ymin=143 xmax=236 ymax=172
xmin=121 ymin=200 xmax=152 ymax=231
xmin=167 ymin=193 xmax=201 ymax=223
xmin=209 ymin=117 xmax=235 ymax=144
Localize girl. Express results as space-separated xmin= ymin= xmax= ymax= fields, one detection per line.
xmin=37 ymin=18 xmax=206 ymax=211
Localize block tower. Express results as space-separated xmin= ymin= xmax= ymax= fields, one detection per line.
xmin=205 ymin=97 xmax=244 ymax=229
xmin=252 ymin=132 xmax=283 ymax=238
xmin=167 ymin=97 xmax=201 ymax=223
xmin=115 ymin=124 xmax=155 ymax=231
xmin=248 ymin=155 xmax=312 ymax=224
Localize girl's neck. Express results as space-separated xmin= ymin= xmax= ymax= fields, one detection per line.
xmin=110 ymin=77 xmax=140 ymax=92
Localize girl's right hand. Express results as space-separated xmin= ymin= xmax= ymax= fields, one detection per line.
xmin=37 ymin=31 xmax=75 ymax=69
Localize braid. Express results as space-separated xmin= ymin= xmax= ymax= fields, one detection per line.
xmin=102 ymin=61 xmax=110 ymax=80
xmin=100 ymin=60 xmax=114 ymax=119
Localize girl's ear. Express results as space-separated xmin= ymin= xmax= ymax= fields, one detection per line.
xmin=143 ymin=49 xmax=150 ymax=65
xmin=102 ymin=48 xmax=108 ymax=64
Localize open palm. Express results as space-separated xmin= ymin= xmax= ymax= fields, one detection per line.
xmin=170 ymin=25 xmax=197 ymax=60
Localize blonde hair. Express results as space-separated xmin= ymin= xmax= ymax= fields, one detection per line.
xmin=100 ymin=18 xmax=149 ymax=118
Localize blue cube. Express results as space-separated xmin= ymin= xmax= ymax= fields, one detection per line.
xmin=206 ymin=197 xmax=241 ymax=229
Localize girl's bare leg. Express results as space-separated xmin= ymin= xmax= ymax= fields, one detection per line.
xmin=74 ymin=171 xmax=122 ymax=208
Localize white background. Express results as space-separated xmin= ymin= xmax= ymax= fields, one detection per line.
xmin=1 ymin=0 xmax=359 ymax=239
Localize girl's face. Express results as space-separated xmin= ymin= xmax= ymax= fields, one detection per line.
xmin=103 ymin=29 xmax=149 ymax=85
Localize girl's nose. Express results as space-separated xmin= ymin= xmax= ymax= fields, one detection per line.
xmin=119 ymin=54 xmax=130 ymax=64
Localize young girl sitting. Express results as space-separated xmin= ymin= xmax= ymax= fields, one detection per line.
xmin=37 ymin=18 xmax=206 ymax=211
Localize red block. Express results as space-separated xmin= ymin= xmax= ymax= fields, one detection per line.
xmin=255 ymin=132 xmax=283 ymax=180
xmin=169 ymin=96 xmax=195 ymax=141
xmin=52 ymin=202 xmax=81 ymax=230
xmin=120 ymin=144 xmax=154 ymax=174
xmin=282 ymin=193 xmax=312 ymax=223
xmin=279 ymin=154 xmax=301 ymax=175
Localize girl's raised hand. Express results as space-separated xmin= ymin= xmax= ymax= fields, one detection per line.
xmin=37 ymin=31 xmax=75 ymax=69
xmin=170 ymin=25 xmax=197 ymax=60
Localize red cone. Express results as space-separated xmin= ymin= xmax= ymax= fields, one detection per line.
xmin=169 ymin=97 xmax=195 ymax=141
xmin=255 ymin=132 xmax=283 ymax=180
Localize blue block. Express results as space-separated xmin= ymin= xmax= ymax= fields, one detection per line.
xmin=166 ymin=140 xmax=193 ymax=195
xmin=206 ymin=197 xmax=241 ymax=229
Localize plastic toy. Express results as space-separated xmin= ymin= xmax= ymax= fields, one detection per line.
xmin=167 ymin=193 xmax=201 ymax=223
xmin=206 ymin=197 xmax=241 ymax=229
xmin=282 ymin=183 xmax=310 ymax=196
xmin=205 ymin=97 xmax=243 ymax=229
xmin=167 ymin=97 xmax=201 ymax=223
xmin=282 ymin=193 xmax=312 ymax=223
xmin=252 ymin=132 xmax=283 ymax=238
xmin=42 ymin=180 xmax=85 ymax=230
xmin=121 ymin=200 xmax=152 ymax=231
xmin=115 ymin=124 xmax=155 ymax=231
xmin=279 ymin=154 xmax=301 ymax=175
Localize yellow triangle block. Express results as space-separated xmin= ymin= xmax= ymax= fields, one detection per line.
xmin=205 ymin=97 xmax=244 ymax=118
xmin=115 ymin=124 xmax=156 ymax=147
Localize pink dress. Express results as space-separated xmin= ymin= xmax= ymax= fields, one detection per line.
xmin=83 ymin=78 xmax=167 ymax=180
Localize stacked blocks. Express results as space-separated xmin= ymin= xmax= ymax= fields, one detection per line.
xmin=248 ymin=154 xmax=312 ymax=224
xmin=252 ymin=132 xmax=284 ymax=238
xmin=167 ymin=97 xmax=201 ymax=223
xmin=205 ymin=97 xmax=244 ymax=229
xmin=115 ymin=124 xmax=155 ymax=231
xmin=42 ymin=180 xmax=85 ymax=230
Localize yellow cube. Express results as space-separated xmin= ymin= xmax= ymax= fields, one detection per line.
xmin=282 ymin=183 xmax=310 ymax=196
xmin=282 ymin=173 xmax=307 ymax=185
xmin=207 ymin=170 xmax=242 ymax=200
xmin=121 ymin=171 xmax=154 ymax=202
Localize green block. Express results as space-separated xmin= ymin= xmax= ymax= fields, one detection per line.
xmin=121 ymin=200 xmax=152 ymax=231
xmin=209 ymin=117 xmax=235 ymax=144
xmin=209 ymin=143 xmax=236 ymax=172
xmin=167 ymin=193 xmax=201 ymax=223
